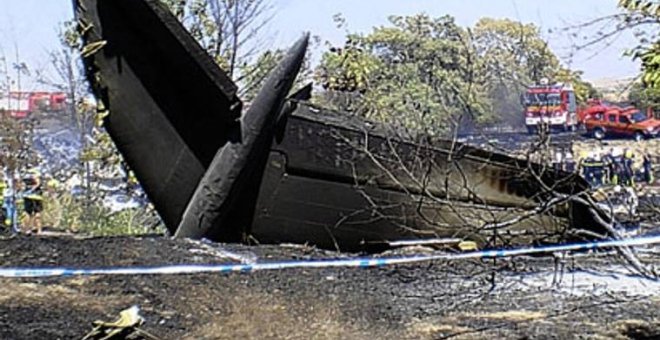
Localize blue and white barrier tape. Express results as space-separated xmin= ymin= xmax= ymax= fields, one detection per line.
xmin=1 ymin=235 xmax=659 ymax=278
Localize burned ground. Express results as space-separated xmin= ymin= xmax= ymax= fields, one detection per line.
xmin=0 ymin=235 xmax=658 ymax=339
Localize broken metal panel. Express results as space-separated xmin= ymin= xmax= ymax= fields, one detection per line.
xmin=271 ymin=104 xmax=586 ymax=210
xmin=246 ymin=107 xmax=577 ymax=250
xmin=75 ymin=0 xmax=242 ymax=230
xmin=250 ymin=153 xmax=422 ymax=249
xmin=175 ymin=34 xmax=309 ymax=240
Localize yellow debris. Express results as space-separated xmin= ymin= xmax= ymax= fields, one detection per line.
xmin=81 ymin=40 xmax=107 ymax=58
xmin=77 ymin=19 xmax=94 ymax=35
xmin=82 ymin=305 xmax=161 ymax=340
xmin=457 ymin=241 xmax=477 ymax=251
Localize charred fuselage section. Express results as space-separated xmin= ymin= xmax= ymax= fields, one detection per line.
xmin=75 ymin=0 xmax=603 ymax=251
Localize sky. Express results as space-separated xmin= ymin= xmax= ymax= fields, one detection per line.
xmin=0 ymin=0 xmax=642 ymax=90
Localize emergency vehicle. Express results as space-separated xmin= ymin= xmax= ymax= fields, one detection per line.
xmin=522 ymin=82 xmax=578 ymax=134
xmin=584 ymin=106 xmax=660 ymax=141
xmin=0 ymin=92 xmax=67 ymax=118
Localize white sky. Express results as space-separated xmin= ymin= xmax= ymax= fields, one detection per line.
xmin=0 ymin=0 xmax=643 ymax=90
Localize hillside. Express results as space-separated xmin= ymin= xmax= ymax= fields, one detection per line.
xmin=590 ymin=77 xmax=638 ymax=102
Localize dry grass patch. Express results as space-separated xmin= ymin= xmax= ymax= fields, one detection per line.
xmin=0 ymin=280 xmax=129 ymax=312
xmin=473 ymin=310 xmax=546 ymax=322
xmin=408 ymin=320 xmax=473 ymax=340
xmin=189 ymin=290 xmax=393 ymax=340
xmin=0 ymin=282 xmax=79 ymax=303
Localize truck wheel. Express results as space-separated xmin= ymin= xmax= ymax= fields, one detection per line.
xmin=593 ymin=128 xmax=605 ymax=140
xmin=634 ymin=131 xmax=645 ymax=142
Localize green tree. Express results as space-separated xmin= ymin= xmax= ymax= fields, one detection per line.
xmin=317 ymin=14 xmax=491 ymax=135
xmin=473 ymin=18 xmax=561 ymax=126
xmin=628 ymin=81 xmax=660 ymax=111
xmin=473 ymin=18 xmax=599 ymax=123
xmin=0 ymin=48 xmax=39 ymax=174
xmin=316 ymin=15 xmax=592 ymax=131
xmin=474 ymin=18 xmax=559 ymax=84
xmin=617 ymin=0 xmax=660 ymax=87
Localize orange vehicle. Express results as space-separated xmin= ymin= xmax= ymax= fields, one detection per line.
xmin=577 ymin=99 xmax=618 ymax=124
xmin=584 ymin=106 xmax=660 ymax=141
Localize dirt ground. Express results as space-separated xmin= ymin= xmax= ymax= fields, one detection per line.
xmin=0 ymin=234 xmax=658 ymax=339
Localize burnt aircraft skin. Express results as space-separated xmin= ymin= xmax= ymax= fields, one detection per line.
xmin=175 ymin=35 xmax=309 ymax=240
xmin=75 ymin=0 xmax=242 ymax=230
xmin=75 ymin=0 xmax=601 ymax=251
xmin=248 ymin=104 xmax=588 ymax=249
xmin=270 ymin=105 xmax=578 ymax=208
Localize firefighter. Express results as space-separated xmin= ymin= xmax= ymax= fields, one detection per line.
xmin=643 ymin=152 xmax=654 ymax=184
xmin=127 ymin=170 xmax=138 ymax=189
xmin=601 ymin=148 xmax=614 ymax=185
xmin=610 ymin=148 xmax=624 ymax=185
xmin=624 ymin=186 xmax=638 ymax=217
xmin=4 ymin=172 xmax=19 ymax=233
xmin=22 ymin=168 xmax=44 ymax=234
xmin=553 ymin=149 xmax=563 ymax=172
xmin=593 ymin=153 xmax=605 ymax=186
xmin=581 ymin=152 xmax=605 ymax=187
xmin=623 ymin=149 xmax=635 ymax=187
xmin=0 ymin=173 xmax=7 ymax=230
xmin=564 ymin=151 xmax=576 ymax=173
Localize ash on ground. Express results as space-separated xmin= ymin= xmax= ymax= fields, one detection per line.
xmin=0 ymin=235 xmax=659 ymax=339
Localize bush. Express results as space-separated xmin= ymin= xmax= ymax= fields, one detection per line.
xmin=42 ymin=192 xmax=165 ymax=236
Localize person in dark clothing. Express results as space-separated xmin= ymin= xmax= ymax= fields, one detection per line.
xmin=22 ymin=168 xmax=43 ymax=234
xmin=623 ymin=149 xmax=635 ymax=186
xmin=603 ymin=149 xmax=618 ymax=185
xmin=643 ymin=152 xmax=654 ymax=184
xmin=564 ymin=152 xmax=576 ymax=173
xmin=610 ymin=149 xmax=624 ymax=185
xmin=581 ymin=154 xmax=605 ymax=187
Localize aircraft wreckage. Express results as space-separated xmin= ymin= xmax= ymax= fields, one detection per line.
xmin=74 ymin=0 xmax=607 ymax=251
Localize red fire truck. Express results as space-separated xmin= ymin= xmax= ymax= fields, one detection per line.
xmin=0 ymin=91 xmax=67 ymax=118
xmin=522 ymin=82 xmax=578 ymax=134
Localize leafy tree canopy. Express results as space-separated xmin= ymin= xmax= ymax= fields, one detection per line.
xmin=618 ymin=0 xmax=660 ymax=87
xmin=316 ymin=15 xmax=596 ymax=133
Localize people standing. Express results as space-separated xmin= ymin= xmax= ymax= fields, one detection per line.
xmin=610 ymin=148 xmax=624 ymax=185
xmin=22 ymin=168 xmax=44 ymax=234
xmin=0 ymin=169 xmax=19 ymax=234
xmin=643 ymin=151 xmax=654 ymax=184
xmin=0 ymin=173 xmax=8 ymax=231
xmin=601 ymin=148 xmax=614 ymax=185
xmin=623 ymin=149 xmax=635 ymax=187
xmin=553 ymin=148 xmax=563 ymax=172
xmin=564 ymin=151 xmax=576 ymax=173
xmin=580 ymin=152 xmax=605 ymax=187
